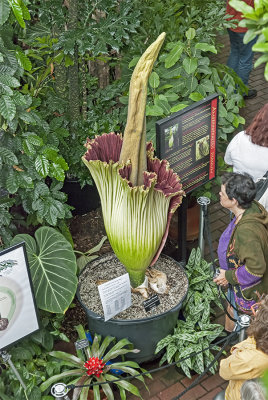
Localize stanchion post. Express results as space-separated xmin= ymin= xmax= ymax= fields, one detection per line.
xmin=176 ymin=195 xmax=188 ymax=265
xmin=51 ymin=383 xmax=70 ymax=400
xmin=237 ymin=315 xmax=251 ymax=342
xmin=0 ymin=350 xmax=26 ymax=390
xmin=197 ymin=196 xmax=211 ymax=258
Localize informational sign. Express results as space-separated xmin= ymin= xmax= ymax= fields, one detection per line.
xmin=98 ymin=273 xmax=131 ymax=321
xmin=156 ymin=94 xmax=218 ymax=194
xmin=143 ymin=294 xmax=160 ymax=312
xmin=0 ymin=242 xmax=40 ymax=350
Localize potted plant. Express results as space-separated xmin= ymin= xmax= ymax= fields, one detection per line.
xmin=77 ymin=32 xmax=189 ymax=362
xmin=41 ymin=324 xmax=152 ymax=400
xmin=155 ymin=248 xmax=225 ymax=377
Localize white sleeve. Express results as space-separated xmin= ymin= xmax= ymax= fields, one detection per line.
xmin=224 ymin=132 xmax=241 ymax=166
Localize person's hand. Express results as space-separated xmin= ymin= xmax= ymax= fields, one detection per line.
xmin=213 ymin=269 xmax=229 ymax=287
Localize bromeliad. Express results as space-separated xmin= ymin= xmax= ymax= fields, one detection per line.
xmin=82 ymin=33 xmax=184 ymax=288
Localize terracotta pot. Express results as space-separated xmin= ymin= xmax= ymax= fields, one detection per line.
xmin=169 ymin=200 xmax=200 ymax=241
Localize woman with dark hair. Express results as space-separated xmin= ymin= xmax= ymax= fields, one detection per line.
xmin=224 ymin=104 xmax=268 ymax=209
xmin=214 ymin=172 xmax=268 ymax=323
xmin=217 ymin=296 xmax=268 ymax=400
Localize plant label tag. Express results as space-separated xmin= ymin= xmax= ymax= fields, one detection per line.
xmin=75 ymin=338 xmax=89 ymax=350
xmin=98 ymin=273 xmax=131 ymax=321
xmin=143 ymin=294 xmax=160 ymax=312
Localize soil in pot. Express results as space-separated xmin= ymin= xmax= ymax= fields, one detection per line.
xmin=78 ymin=253 xmax=188 ymax=320
xmin=77 ymin=253 xmax=188 ymax=363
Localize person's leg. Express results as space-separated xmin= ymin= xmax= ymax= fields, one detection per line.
xmin=227 ymin=29 xmax=241 ymax=75
xmin=237 ymin=33 xmax=257 ymax=86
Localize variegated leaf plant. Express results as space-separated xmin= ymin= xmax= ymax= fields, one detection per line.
xmin=82 ymin=33 xmax=184 ymax=288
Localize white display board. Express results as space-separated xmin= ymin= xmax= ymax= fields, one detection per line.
xmin=0 ymin=242 xmax=40 ymax=350
xmin=98 ymin=273 xmax=131 ymax=321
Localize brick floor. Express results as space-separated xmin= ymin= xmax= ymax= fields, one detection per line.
xmin=136 ymin=31 xmax=268 ymax=400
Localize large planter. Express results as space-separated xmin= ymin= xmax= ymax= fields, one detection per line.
xmin=77 ymin=254 xmax=188 ymax=363
xmin=62 ymin=177 xmax=100 ymax=215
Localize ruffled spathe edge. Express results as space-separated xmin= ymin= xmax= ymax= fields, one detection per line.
xmin=83 ymin=132 xmax=185 ymax=266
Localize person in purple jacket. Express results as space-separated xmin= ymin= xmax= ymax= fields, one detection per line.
xmin=213 ymin=173 xmax=268 ymax=331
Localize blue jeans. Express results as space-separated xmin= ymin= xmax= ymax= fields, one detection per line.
xmin=227 ymin=29 xmax=257 ymax=86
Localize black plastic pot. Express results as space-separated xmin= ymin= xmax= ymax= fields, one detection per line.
xmin=77 ymin=255 xmax=188 ymax=363
xmin=62 ymin=178 xmax=100 ymax=215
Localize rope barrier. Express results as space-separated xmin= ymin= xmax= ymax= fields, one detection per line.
xmin=58 ymin=202 xmax=250 ymax=398
xmin=66 ymin=329 xmax=242 ymax=391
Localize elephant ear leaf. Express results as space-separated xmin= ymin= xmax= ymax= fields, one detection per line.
xmin=11 ymin=226 xmax=77 ymax=313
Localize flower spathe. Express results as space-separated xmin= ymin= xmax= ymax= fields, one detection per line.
xmin=84 ymin=357 xmax=105 ymax=378
xmin=82 ymin=133 xmax=184 ymax=288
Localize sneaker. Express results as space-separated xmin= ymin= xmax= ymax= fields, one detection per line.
xmin=243 ymin=89 xmax=257 ymax=99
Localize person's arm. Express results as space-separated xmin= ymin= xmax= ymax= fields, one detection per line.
xmin=225 ymin=228 xmax=266 ymax=286
xmin=219 ymin=346 xmax=259 ymax=381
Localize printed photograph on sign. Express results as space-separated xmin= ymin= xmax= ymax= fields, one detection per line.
xmin=0 ymin=242 xmax=39 ymax=350
xmin=196 ymin=135 xmax=210 ymax=160
xmin=164 ymin=123 xmax=179 ymax=150
xmin=156 ymin=94 xmax=218 ymax=194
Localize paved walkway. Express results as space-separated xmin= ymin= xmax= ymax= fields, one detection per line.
xmin=131 ymin=33 xmax=268 ymax=400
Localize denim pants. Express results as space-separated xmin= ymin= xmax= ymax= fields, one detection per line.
xmin=227 ymin=29 xmax=257 ymax=86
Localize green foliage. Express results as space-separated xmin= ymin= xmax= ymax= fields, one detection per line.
xmin=0 ymin=314 xmax=67 ymax=400
xmin=229 ymin=0 xmax=268 ymax=80
xmin=41 ymin=325 xmax=152 ymax=400
xmin=155 ymin=248 xmax=225 ymax=377
xmin=75 ymin=236 xmax=107 ymax=272
xmin=121 ymin=27 xmax=246 ymax=147
xmin=11 ymin=226 xmax=78 ymax=313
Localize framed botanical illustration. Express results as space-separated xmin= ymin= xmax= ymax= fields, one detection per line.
xmin=0 ymin=242 xmax=40 ymax=350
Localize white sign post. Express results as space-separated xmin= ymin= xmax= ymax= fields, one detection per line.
xmin=98 ymin=273 xmax=131 ymax=321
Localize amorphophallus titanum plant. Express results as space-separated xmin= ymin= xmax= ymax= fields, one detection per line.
xmin=82 ymin=32 xmax=184 ymax=288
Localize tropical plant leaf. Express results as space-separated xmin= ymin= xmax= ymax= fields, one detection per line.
xmin=195 ymin=42 xmax=217 ymax=54
xmin=0 ymin=95 xmax=16 ymax=120
xmin=40 ymin=368 xmax=84 ymax=392
xmin=98 ymin=336 xmax=115 ymax=359
xmin=35 ymin=154 xmax=49 ymax=177
xmin=15 ymin=50 xmax=32 ymax=71
xmin=11 ymin=227 xmax=77 ymax=313
xmin=182 ymin=57 xmax=198 ymax=74
xmin=0 ymin=73 xmax=20 ymax=88
xmin=0 ymin=0 xmax=10 ymax=25
xmin=170 ymin=103 xmax=188 ymax=113
xmin=8 ymin=0 xmax=25 ymax=27
xmin=0 ymin=146 xmax=18 ymax=165
xmin=149 ymin=71 xmax=160 ymax=88
xmin=165 ymin=41 xmax=184 ymax=68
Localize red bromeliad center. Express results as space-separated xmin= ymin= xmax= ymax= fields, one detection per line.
xmin=84 ymin=357 xmax=105 ymax=378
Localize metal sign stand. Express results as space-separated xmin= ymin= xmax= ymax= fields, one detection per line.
xmin=0 ymin=350 xmax=26 ymax=390
xmin=176 ymin=195 xmax=188 ymax=265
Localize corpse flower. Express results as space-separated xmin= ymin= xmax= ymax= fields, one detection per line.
xmin=82 ymin=33 xmax=184 ymax=288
